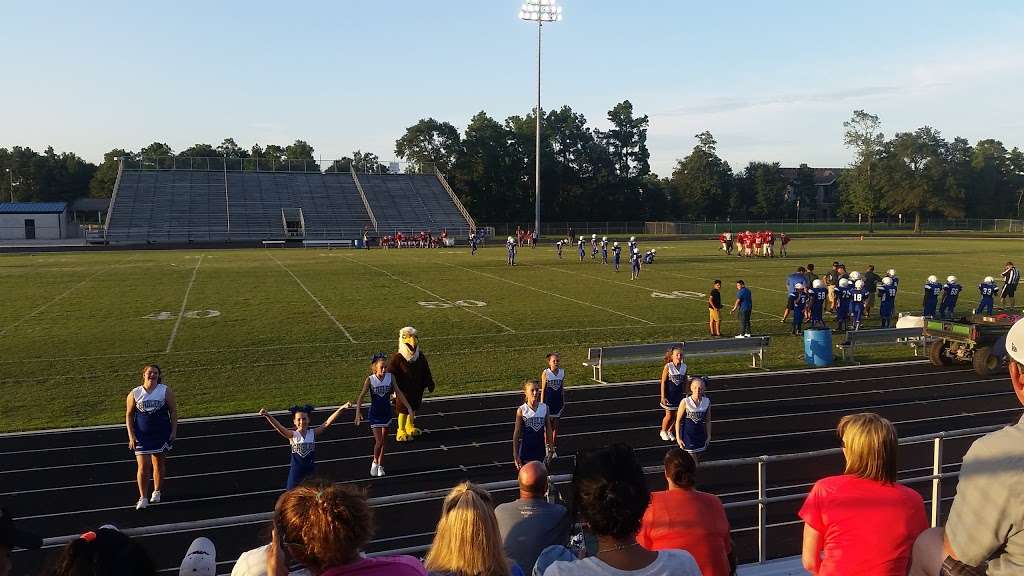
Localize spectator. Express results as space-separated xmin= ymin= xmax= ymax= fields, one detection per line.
xmin=0 ymin=507 xmax=42 ymax=576
xmin=47 ymin=525 xmax=156 ymax=576
xmin=732 ymin=280 xmax=752 ymax=337
xmin=638 ymin=448 xmax=733 ymax=576
xmin=495 ymin=462 xmax=569 ymax=575
xmin=799 ymin=413 xmax=927 ymax=575
xmin=425 ymin=482 xmax=524 ymax=576
xmin=179 ymin=537 xmax=216 ymax=576
xmin=543 ymin=444 xmax=701 ymax=575
xmin=232 ymin=545 xmax=310 ymax=576
xmin=804 ymin=263 xmax=818 ymax=288
xmin=708 ymin=280 xmax=723 ymax=337
xmin=910 ymin=357 xmax=1024 ymax=576
xmin=268 ymin=480 xmax=425 ymax=576
xmin=863 ymin=265 xmax=882 ymax=318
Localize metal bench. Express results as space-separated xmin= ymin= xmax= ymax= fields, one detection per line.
xmin=302 ymin=239 xmax=352 ymax=249
xmin=583 ymin=337 xmax=770 ymax=382
xmin=835 ymin=327 xmax=929 ymax=362
xmin=260 ymin=240 xmax=286 ymax=248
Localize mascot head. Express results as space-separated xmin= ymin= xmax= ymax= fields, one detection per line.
xmin=399 ymin=326 xmax=420 ymax=362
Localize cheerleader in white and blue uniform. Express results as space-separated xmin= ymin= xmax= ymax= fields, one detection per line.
xmin=126 ymin=364 xmax=177 ymax=510
xmin=260 ymin=401 xmax=352 ymax=489
xmin=540 ymin=353 xmax=565 ymax=460
xmin=355 ymin=353 xmax=413 ymax=478
xmin=658 ymin=347 xmax=687 ymax=442
xmin=675 ymin=376 xmax=711 ymax=462
xmin=513 ymin=380 xmax=550 ymax=470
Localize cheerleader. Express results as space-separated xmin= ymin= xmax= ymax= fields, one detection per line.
xmin=540 ymin=353 xmax=565 ymax=460
xmin=354 ymin=353 xmax=413 ymax=478
xmin=658 ymin=347 xmax=687 ymax=442
xmin=675 ymin=376 xmax=711 ymax=462
xmin=259 ymin=402 xmax=352 ymax=489
xmin=126 ymin=364 xmax=177 ymax=510
xmin=512 ymin=380 xmax=550 ymax=470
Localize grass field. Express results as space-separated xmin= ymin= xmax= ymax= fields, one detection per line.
xmin=0 ymin=236 xmax=1009 ymax=432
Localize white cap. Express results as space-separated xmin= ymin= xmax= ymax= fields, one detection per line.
xmin=179 ymin=537 xmax=216 ymax=576
xmin=1006 ymin=318 xmax=1024 ymax=364
xmin=838 ymin=278 xmax=850 ymax=287
xmin=984 ymin=276 xmax=995 ymax=283
xmin=849 ymin=271 xmax=861 ymax=280
xmin=888 ymin=269 xmax=896 ymax=276
xmin=794 ymin=283 xmax=804 ymax=289
xmin=882 ymin=276 xmax=892 ymax=285
xmin=812 ymin=279 xmax=823 ymax=288
xmin=855 ymin=280 xmax=864 ymax=289
xmin=948 ymin=275 xmax=957 ymax=283
xmin=928 ymin=275 xmax=938 ymax=283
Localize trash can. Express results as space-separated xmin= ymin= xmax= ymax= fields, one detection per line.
xmin=804 ymin=329 xmax=833 ymax=367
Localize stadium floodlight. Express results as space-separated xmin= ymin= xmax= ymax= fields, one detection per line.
xmin=519 ymin=0 xmax=562 ymax=239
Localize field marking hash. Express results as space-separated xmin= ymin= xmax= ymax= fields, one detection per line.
xmin=165 ymin=254 xmax=204 ymax=353
xmin=268 ymin=252 xmax=357 ymax=343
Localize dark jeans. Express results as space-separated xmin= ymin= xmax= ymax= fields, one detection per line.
xmin=740 ymin=308 xmax=752 ymax=334
xmin=942 ymin=556 xmax=987 ymax=576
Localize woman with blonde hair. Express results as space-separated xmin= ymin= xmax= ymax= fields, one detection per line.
xmin=799 ymin=413 xmax=927 ymax=575
xmin=424 ymin=482 xmax=524 ymax=576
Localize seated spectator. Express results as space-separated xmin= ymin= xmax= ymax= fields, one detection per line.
xmin=495 ymin=462 xmax=570 ymax=574
xmin=0 ymin=507 xmax=42 ymax=576
xmin=425 ymin=482 xmax=524 ymax=576
xmin=909 ymin=359 xmax=1024 ymax=576
xmin=543 ymin=444 xmax=701 ymax=576
xmin=232 ymin=545 xmax=310 ymax=576
xmin=46 ymin=525 xmax=155 ymax=576
xmin=179 ymin=537 xmax=216 ymax=576
xmin=799 ymin=413 xmax=927 ymax=575
xmin=268 ymin=480 xmax=425 ymax=576
xmin=638 ymin=448 xmax=733 ymax=576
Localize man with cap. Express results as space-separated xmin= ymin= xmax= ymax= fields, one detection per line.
xmin=180 ymin=537 xmax=216 ymax=576
xmin=0 ymin=507 xmax=42 ymax=576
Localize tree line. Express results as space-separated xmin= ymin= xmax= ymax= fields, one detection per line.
xmin=1 ymin=107 xmax=1020 ymax=229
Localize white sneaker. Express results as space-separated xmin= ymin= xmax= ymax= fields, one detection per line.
xmin=659 ymin=430 xmax=670 ymax=441
xmin=734 ymin=335 xmax=745 ymax=338
xmin=667 ymin=431 xmax=676 ymax=442
xmin=375 ymin=466 xmax=385 ymax=477
xmin=135 ymin=497 xmax=149 ymax=510
xmin=370 ymin=462 xmax=379 ymax=477
xmin=150 ymin=490 xmax=161 ymax=504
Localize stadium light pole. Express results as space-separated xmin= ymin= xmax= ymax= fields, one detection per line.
xmin=5 ymin=168 xmax=15 ymax=202
xmin=519 ymin=0 xmax=562 ymax=239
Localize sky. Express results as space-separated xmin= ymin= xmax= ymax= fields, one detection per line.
xmin=1 ymin=0 xmax=1022 ymax=177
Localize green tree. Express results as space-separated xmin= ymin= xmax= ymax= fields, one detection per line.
xmin=741 ymin=161 xmax=787 ymax=218
xmin=395 ymin=118 xmax=461 ymax=173
xmin=879 ymin=127 xmax=963 ymax=231
xmin=450 ymin=111 xmax=524 ymax=221
xmin=793 ymin=163 xmax=818 ymax=218
xmin=670 ymin=131 xmax=734 ymax=219
xmin=89 ymin=148 xmax=132 ymax=198
xmin=841 ymin=110 xmax=885 ymax=231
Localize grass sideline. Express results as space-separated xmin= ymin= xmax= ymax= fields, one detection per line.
xmin=0 ymin=236 xmax=1009 ymax=432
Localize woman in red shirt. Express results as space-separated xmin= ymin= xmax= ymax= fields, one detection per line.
xmin=799 ymin=413 xmax=928 ymax=575
xmin=637 ymin=447 xmax=733 ymax=576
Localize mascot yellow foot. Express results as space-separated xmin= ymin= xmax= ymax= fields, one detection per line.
xmin=396 ymin=413 xmax=409 ymax=442
xmin=405 ymin=414 xmax=422 ymax=438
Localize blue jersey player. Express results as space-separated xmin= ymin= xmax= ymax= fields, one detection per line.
xmin=940 ymin=275 xmax=962 ymax=319
xmin=977 ymin=276 xmax=997 ymax=315
xmin=601 ymin=237 xmax=609 ymax=264
xmin=630 ymin=248 xmax=642 ymax=280
xmin=877 ymin=276 xmax=898 ymax=328
xmin=850 ymin=280 xmax=867 ymax=330
xmin=555 ymin=239 xmax=564 ymax=259
xmin=923 ymin=275 xmax=942 ymax=317
xmin=590 ymin=234 xmax=599 ymax=259
xmin=643 ymin=249 xmax=656 ymax=265
xmin=577 ymin=236 xmax=585 ymax=262
xmin=835 ymin=278 xmax=851 ymax=332
xmin=470 ymin=231 xmax=479 ymax=255
xmin=506 ymin=236 xmax=517 ymax=266
xmin=809 ymin=279 xmax=828 ymax=329
xmin=612 ymin=242 xmax=622 ymax=271
xmin=886 ymin=268 xmax=899 ymax=289
xmin=791 ymin=284 xmax=809 ymax=335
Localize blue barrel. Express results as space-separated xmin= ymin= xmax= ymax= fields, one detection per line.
xmin=804 ymin=329 xmax=833 ymax=367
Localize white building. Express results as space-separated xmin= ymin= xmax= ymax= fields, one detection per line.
xmin=0 ymin=202 xmax=69 ymax=240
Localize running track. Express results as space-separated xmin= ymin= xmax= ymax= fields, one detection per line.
xmin=4 ymin=361 xmax=1019 ymax=575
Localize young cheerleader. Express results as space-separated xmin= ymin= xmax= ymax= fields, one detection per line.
xmin=675 ymin=376 xmax=711 ymax=462
xmin=658 ymin=346 xmax=687 ymax=442
xmin=354 ymin=353 xmax=414 ymax=478
xmin=126 ymin=364 xmax=178 ymax=510
xmin=259 ymin=402 xmax=352 ymax=489
xmin=540 ymin=352 xmax=565 ymax=460
xmin=512 ymin=380 xmax=551 ymax=470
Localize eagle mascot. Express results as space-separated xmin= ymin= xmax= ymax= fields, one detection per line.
xmin=388 ymin=326 xmax=435 ymax=441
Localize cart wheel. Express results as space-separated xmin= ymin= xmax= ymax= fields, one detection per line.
xmin=973 ymin=346 xmax=999 ymax=376
xmin=929 ymin=340 xmax=952 ymax=367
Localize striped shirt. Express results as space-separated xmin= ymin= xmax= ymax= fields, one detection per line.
xmin=1003 ymin=266 xmax=1020 ymax=287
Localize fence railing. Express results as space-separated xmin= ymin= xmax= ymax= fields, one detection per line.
xmin=486 ymin=219 xmax=1024 ymax=236
xmin=38 ymin=424 xmax=1001 ymax=565
xmin=119 ymin=156 xmax=436 ymax=175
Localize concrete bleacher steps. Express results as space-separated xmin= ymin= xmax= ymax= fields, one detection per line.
xmin=359 ymin=173 xmax=473 ymax=236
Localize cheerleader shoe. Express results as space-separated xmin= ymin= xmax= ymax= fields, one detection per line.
xmin=375 ymin=466 xmax=385 ymax=477
xmin=667 ymin=431 xmax=676 ymax=442
xmin=135 ymin=497 xmax=149 ymax=510
xmin=659 ymin=430 xmax=670 ymax=441
xmin=370 ymin=462 xmax=379 ymax=477
xmin=150 ymin=490 xmax=161 ymax=504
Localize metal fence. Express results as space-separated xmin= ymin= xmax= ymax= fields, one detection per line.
xmin=38 ymin=424 xmax=1000 ymax=566
xmin=120 ymin=156 xmax=435 ymax=175
xmin=486 ymin=219 xmax=1024 ymax=236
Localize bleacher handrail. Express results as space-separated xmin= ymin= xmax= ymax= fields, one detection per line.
xmin=102 ymin=157 xmax=124 ymax=235
xmin=38 ymin=422 xmax=1003 ymax=563
xmin=434 ymin=167 xmax=476 ymax=230
xmin=350 ymin=171 xmax=378 ymax=232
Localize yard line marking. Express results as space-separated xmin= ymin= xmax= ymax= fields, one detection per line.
xmin=442 ymin=261 xmax=655 ymax=325
xmin=534 ymin=264 xmax=699 ymax=297
xmin=0 ymin=255 xmax=137 ymax=337
xmin=340 ymin=255 xmax=516 ymax=333
xmin=267 ymin=252 xmax=356 ymax=343
xmin=165 ymin=255 xmax=203 ymax=353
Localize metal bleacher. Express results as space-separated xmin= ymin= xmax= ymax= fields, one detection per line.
xmin=359 ymin=174 xmax=472 ymax=237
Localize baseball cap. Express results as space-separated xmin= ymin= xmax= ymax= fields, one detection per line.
xmin=0 ymin=507 xmax=42 ymax=549
xmin=179 ymin=537 xmax=216 ymax=576
xmin=1005 ymin=319 xmax=1024 ymax=365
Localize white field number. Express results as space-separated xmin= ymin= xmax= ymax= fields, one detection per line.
xmin=144 ymin=310 xmax=221 ymax=320
xmin=417 ymin=300 xmax=487 ymax=309
xmin=651 ymin=291 xmax=706 ymax=300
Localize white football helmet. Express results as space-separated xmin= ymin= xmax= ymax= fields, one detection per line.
xmin=838 ymin=278 xmax=850 ymax=288
xmin=855 ymin=280 xmax=865 ymax=289
xmin=887 ymin=269 xmax=896 ymax=276
xmin=507 ymin=236 xmax=514 ymax=242
xmin=849 ymin=271 xmax=861 ymax=280
xmin=602 ymin=236 xmax=607 ymax=241
xmin=629 ymin=236 xmax=636 ymax=242
xmin=794 ymin=283 xmax=804 ymax=290
xmin=613 ymin=241 xmax=619 ymax=247
xmin=984 ymin=276 xmax=994 ymax=284
xmin=927 ymin=275 xmax=938 ymax=283
xmin=947 ymin=275 xmax=957 ymax=283
xmin=592 ymin=233 xmax=597 ymax=239
xmin=882 ymin=276 xmax=892 ymax=286
xmin=812 ymin=279 xmax=823 ymax=288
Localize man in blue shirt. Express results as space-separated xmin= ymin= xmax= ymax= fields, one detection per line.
xmin=732 ymin=280 xmax=753 ymax=337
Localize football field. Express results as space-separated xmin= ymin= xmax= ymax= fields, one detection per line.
xmin=0 ymin=236 xmax=1009 ymax=432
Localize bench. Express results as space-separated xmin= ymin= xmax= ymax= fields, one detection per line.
xmin=302 ymin=240 xmax=352 ymax=249
xmin=583 ymin=337 xmax=770 ymax=382
xmin=835 ymin=327 xmax=929 ymax=362
xmin=261 ymin=240 xmax=286 ymax=248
